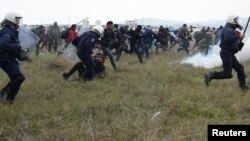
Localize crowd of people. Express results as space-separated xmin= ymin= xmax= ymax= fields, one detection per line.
xmin=0 ymin=12 xmax=248 ymax=105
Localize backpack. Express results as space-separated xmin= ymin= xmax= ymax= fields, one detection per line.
xmin=61 ymin=29 xmax=69 ymax=39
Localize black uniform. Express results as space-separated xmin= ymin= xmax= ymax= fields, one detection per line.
xmin=63 ymin=31 xmax=100 ymax=81
xmin=0 ymin=26 xmax=25 ymax=103
xmin=204 ymin=23 xmax=248 ymax=90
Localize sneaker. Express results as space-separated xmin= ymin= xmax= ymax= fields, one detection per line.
xmin=204 ymin=73 xmax=212 ymax=86
xmin=62 ymin=73 xmax=69 ymax=80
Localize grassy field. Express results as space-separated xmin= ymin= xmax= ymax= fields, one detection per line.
xmin=0 ymin=46 xmax=250 ymax=141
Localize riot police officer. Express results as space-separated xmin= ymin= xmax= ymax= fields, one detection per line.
xmin=204 ymin=15 xmax=248 ymax=91
xmin=0 ymin=12 xmax=30 ymax=104
xmin=63 ymin=25 xmax=104 ymax=81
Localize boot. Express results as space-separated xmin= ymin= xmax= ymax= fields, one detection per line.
xmin=62 ymin=73 xmax=69 ymax=80
xmin=204 ymin=72 xmax=213 ymax=86
xmin=240 ymin=84 xmax=249 ymax=91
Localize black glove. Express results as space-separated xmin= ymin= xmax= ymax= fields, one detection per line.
xmin=19 ymin=50 xmax=31 ymax=61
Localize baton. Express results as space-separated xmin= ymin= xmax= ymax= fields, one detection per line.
xmin=243 ymin=16 xmax=250 ymax=34
xmin=238 ymin=16 xmax=250 ymax=51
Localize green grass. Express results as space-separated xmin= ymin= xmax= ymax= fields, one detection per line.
xmin=0 ymin=47 xmax=250 ymax=141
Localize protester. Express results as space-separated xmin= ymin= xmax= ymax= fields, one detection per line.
xmin=48 ymin=21 xmax=60 ymax=52
xmin=214 ymin=25 xmax=224 ymax=45
xmin=64 ymin=24 xmax=77 ymax=48
xmin=101 ymin=21 xmax=117 ymax=70
xmin=33 ymin=25 xmax=47 ymax=56
xmin=176 ymin=24 xmax=190 ymax=54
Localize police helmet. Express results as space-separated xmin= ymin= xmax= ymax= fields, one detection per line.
xmin=226 ymin=15 xmax=239 ymax=25
xmin=4 ymin=12 xmax=22 ymax=25
xmin=93 ymin=25 xmax=104 ymax=36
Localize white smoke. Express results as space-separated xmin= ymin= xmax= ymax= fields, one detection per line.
xmin=95 ymin=20 xmax=101 ymax=25
xmin=236 ymin=39 xmax=250 ymax=62
xmin=77 ymin=18 xmax=92 ymax=36
xmin=181 ymin=38 xmax=250 ymax=69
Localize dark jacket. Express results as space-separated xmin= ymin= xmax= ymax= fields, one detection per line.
xmin=76 ymin=31 xmax=99 ymax=61
xmin=0 ymin=26 xmax=21 ymax=61
xmin=141 ymin=28 xmax=154 ymax=44
xmin=48 ymin=25 xmax=60 ymax=40
xmin=178 ymin=26 xmax=189 ymax=39
xmin=113 ymin=28 xmax=124 ymax=43
xmin=219 ymin=26 xmax=240 ymax=53
xmin=33 ymin=26 xmax=46 ymax=42
xmin=101 ymin=29 xmax=115 ymax=47
xmin=128 ymin=28 xmax=141 ymax=44
xmin=157 ymin=27 xmax=169 ymax=44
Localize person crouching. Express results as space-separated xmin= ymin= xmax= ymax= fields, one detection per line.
xmin=62 ymin=25 xmax=105 ymax=81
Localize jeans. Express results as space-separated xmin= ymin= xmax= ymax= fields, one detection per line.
xmin=141 ymin=42 xmax=150 ymax=58
xmin=102 ymin=47 xmax=117 ymax=70
xmin=130 ymin=42 xmax=143 ymax=63
xmin=177 ymin=38 xmax=189 ymax=54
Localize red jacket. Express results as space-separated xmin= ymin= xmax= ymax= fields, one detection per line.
xmin=66 ymin=29 xmax=77 ymax=43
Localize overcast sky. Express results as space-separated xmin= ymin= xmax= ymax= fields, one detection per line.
xmin=1 ymin=0 xmax=249 ymax=25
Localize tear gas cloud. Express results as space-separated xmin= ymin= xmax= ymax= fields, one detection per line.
xmin=181 ymin=38 xmax=250 ymax=69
